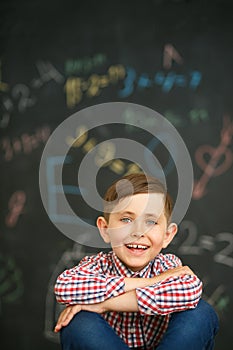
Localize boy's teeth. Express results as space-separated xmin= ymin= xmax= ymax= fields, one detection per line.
xmin=126 ymin=244 xmax=147 ymax=250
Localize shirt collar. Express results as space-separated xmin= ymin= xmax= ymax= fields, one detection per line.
xmin=111 ymin=251 xmax=153 ymax=277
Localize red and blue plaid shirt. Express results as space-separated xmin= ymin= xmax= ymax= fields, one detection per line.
xmin=55 ymin=251 xmax=202 ymax=349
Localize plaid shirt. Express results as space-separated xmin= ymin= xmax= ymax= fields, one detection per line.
xmin=55 ymin=251 xmax=202 ymax=349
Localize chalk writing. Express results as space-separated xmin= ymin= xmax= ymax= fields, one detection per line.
xmin=31 ymin=61 xmax=65 ymax=88
xmin=5 ymin=191 xmax=26 ymax=228
xmin=64 ymin=64 xmax=125 ymax=108
xmin=66 ymin=125 xmax=142 ymax=175
xmin=119 ymin=67 xmax=202 ymax=98
xmin=189 ymin=109 xmax=209 ymax=124
xmin=214 ymin=294 xmax=230 ymax=314
xmin=66 ymin=125 xmax=88 ymax=148
xmin=202 ymin=282 xmax=230 ymax=315
xmin=122 ymin=107 xmax=209 ymax=131
xmin=0 ymin=61 xmax=64 ymax=126
xmin=163 ymin=44 xmax=183 ymax=69
xmin=193 ymin=115 xmax=233 ymax=199
xmin=65 ymin=53 xmax=107 ymax=75
xmin=46 ymin=156 xmax=84 ymax=225
xmin=95 ymin=141 xmax=116 ymax=167
xmin=0 ymin=96 xmax=13 ymax=129
xmin=173 ymin=220 xmax=233 ymax=268
xmin=0 ymin=254 xmax=24 ymax=309
xmin=0 ymin=125 xmax=51 ymax=162
xmin=177 ymin=220 xmax=202 ymax=255
xmin=214 ymin=233 xmax=233 ymax=268
xmin=12 ymin=84 xmax=36 ymax=113
xmin=145 ymin=136 xmax=175 ymax=177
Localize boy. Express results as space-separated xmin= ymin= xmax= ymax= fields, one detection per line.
xmin=54 ymin=173 xmax=219 ymax=349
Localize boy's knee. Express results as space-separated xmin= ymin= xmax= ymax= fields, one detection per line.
xmin=60 ymin=311 xmax=103 ymax=349
xmin=169 ymin=299 xmax=219 ymax=340
xmin=63 ymin=311 xmax=102 ymax=334
xmin=60 ymin=311 xmax=129 ymax=350
xmin=158 ymin=300 xmax=219 ymax=350
xmin=194 ymin=299 xmax=219 ymax=333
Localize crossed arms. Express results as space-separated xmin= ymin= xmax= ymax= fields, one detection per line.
xmin=54 ymin=253 xmax=202 ymax=332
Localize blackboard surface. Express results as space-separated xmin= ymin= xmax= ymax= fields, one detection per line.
xmin=0 ymin=0 xmax=233 ymax=349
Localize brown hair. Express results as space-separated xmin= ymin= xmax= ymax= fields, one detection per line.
xmin=103 ymin=173 xmax=173 ymax=222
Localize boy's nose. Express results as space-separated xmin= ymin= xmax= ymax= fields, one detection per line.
xmin=131 ymin=231 xmax=145 ymax=238
xmin=130 ymin=220 xmax=146 ymax=238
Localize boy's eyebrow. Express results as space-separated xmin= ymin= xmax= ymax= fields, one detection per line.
xmin=145 ymin=213 xmax=160 ymax=217
xmin=117 ymin=211 xmax=136 ymax=216
xmin=116 ymin=211 xmax=160 ymax=217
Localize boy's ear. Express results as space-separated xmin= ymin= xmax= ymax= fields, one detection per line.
xmin=96 ymin=216 xmax=111 ymax=243
xmin=162 ymin=223 xmax=178 ymax=249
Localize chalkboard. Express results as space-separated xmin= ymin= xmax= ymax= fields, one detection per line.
xmin=1 ymin=0 xmax=233 ymax=349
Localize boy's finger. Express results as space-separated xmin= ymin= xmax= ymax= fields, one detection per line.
xmin=54 ymin=305 xmax=81 ymax=333
xmin=54 ymin=324 xmax=62 ymax=333
xmin=53 ymin=312 xmax=74 ymax=332
xmin=54 ymin=318 xmax=69 ymax=332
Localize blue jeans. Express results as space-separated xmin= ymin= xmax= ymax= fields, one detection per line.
xmin=60 ymin=299 xmax=219 ymax=350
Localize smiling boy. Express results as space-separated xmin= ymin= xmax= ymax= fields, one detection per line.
xmin=54 ymin=173 xmax=219 ymax=350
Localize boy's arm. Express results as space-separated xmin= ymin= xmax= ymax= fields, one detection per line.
xmin=54 ymin=290 xmax=139 ymax=332
xmin=135 ymin=273 xmax=202 ymax=315
xmin=55 ymin=253 xmax=202 ymax=308
xmin=54 ymin=264 xmax=192 ymax=305
xmin=54 ymin=254 xmax=126 ymax=305
xmin=124 ymin=265 xmax=196 ymax=292
xmin=54 ymin=267 xmax=202 ymax=332
xmin=129 ymin=255 xmax=202 ymax=315
xmin=106 ymin=265 xmax=202 ymax=315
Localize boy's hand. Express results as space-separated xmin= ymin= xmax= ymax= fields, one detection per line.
xmin=54 ymin=302 xmax=106 ymax=333
xmin=124 ymin=265 xmax=197 ymax=293
xmin=158 ymin=265 xmax=195 ymax=281
xmin=54 ymin=304 xmax=82 ymax=333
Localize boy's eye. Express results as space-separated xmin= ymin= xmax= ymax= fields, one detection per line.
xmin=120 ymin=217 xmax=132 ymax=223
xmin=146 ymin=219 xmax=157 ymax=225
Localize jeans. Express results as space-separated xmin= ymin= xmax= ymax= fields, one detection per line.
xmin=60 ymin=299 xmax=219 ymax=350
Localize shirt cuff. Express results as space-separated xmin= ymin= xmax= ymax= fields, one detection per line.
xmin=105 ymin=276 xmax=125 ymax=298
xmin=136 ymin=286 xmax=160 ymax=315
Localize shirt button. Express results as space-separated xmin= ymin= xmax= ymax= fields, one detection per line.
xmin=130 ymin=327 xmax=135 ymax=333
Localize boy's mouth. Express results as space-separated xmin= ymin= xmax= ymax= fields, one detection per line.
xmin=125 ymin=244 xmax=149 ymax=251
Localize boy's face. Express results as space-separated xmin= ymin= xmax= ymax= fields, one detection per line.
xmin=97 ymin=193 xmax=177 ymax=272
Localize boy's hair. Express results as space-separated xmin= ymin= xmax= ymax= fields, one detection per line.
xmin=103 ymin=173 xmax=173 ymax=222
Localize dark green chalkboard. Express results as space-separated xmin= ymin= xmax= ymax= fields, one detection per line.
xmin=0 ymin=0 xmax=233 ymax=349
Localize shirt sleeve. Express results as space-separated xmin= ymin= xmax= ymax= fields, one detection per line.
xmin=136 ymin=254 xmax=203 ymax=315
xmin=54 ymin=253 xmax=125 ymax=305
